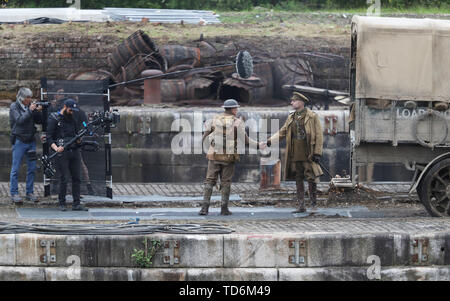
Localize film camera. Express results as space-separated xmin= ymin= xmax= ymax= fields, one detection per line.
xmin=41 ymin=109 xmax=120 ymax=178
xmin=32 ymin=101 xmax=51 ymax=107
xmin=88 ymin=109 xmax=120 ymax=128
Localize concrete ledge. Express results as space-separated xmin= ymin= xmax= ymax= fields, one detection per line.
xmin=0 ymin=232 xmax=448 ymax=269
xmin=279 ymin=266 xmax=450 ymax=281
xmin=0 ymin=266 xmax=449 ymax=281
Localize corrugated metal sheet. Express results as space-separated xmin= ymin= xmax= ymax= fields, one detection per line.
xmin=0 ymin=8 xmax=221 ymax=24
xmin=103 ymin=8 xmax=221 ymax=24
xmin=0 ymin=8 xmax=109 ymax=22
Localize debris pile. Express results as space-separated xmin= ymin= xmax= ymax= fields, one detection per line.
xmin=68 ymin=30 xmax=317 ymax=106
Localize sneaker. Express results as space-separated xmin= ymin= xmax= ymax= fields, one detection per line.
xmin=59 ymin=204 xmax=67 ymax=211
xmin=11 ymin=195 xmax=23 ymax=204
xmin=72 ymin=204 xmax=89 ymax=211
xmin=25 ymin=194 xmax=39 ymax=203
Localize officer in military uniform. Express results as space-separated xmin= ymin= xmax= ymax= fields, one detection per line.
xmin=264 ymin=92 xmax=323 ymax=213
xmin=199 ymin=99 xmax=259 ymax=216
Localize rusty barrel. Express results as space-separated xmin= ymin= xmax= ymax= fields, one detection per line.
xmin=67 ymin=69 xmax=116 ymax=83
xmin=260 ymin=158 xmax=281 ymax=190
xmin=185 ymin=77 xmax=214 ymax=99
xmin=108 ymin=30 xmax=159 ymax=75
xmin=161 ymin=79 xmax=186 ymax=102
xmin=160 ymin=45 xmax=201 ymax=68
xmin=115 ymin=54 xmax=148 ymax=83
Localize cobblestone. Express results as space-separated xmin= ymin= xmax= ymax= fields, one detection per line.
xmin=0 ymin=182 xmax=411 ymax=197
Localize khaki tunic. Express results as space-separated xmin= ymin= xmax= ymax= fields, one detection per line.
xmin=267 ymin=108 xmax=323 ymax=181
xmin=291 ymin=109 xmax=308 ymax=162
xmin=203 ymin=112 xmax=257 ymax=188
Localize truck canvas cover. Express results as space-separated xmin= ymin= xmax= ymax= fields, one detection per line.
xmin=352 ymin=16 xmax=450 ymax=102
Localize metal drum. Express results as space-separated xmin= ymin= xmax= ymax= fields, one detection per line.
xmin=161 ymin=79 xmax=186 ymax=102
xmin=108 ymin=30 xmax=161 ymax=74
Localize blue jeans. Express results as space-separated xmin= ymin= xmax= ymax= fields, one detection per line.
xmin=10 ymin=139 xmax=36 ymax=196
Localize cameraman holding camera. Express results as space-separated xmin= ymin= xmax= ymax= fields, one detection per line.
xmin=47 ymin=98 xmax=88 ymax=212
xmin=9 ymin=87 xmax=43 ymax=204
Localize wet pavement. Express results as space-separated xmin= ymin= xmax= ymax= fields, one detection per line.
xmin=15 ymin=206 xmax=373 ymax=221
xmin=0 ymin=181 xmax=428 ymax=223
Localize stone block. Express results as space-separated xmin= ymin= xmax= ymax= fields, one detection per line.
xmin=15 ymin=234 xmax=98 ymax=267
xmin=96 ymin=234 xmax=223 ymax=268
xmin=0 ymin=266 xmax=46 ymax=281
xmin=186 ymin=268 xmax=278 ymax=281
xmin=0 ymin=234 xmax=16 ymax=265
xmin=279 ymin=267 xmax=368 ymax=281
xmin=224 ymin=234 xmax=286 ymax=268
xmin=307 ymin=233 xmax=395 ymax=267
xmin=151 ymin=234 xmax=223 ymax=268
xmin=96 ymin=235 xmax=145 ymax=267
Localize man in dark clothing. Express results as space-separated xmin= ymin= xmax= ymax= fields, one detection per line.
xmin=46 ymin=98 xmax=88 ymax=211
xmin=9 ymin=87 xmax=43 ymax=204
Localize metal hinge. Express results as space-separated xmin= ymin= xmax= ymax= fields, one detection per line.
xmin=288 ymin=240 xmax=307 ymax=265
xmin=39 ymin=240 xmax=56 ymax=264
xmin=411 ymin=238 xmax=429 ymax=264
xmin=163 ymin=240 xmax=180 ymax=265
xmin=324 ymin=115 xmax=338 ymax=135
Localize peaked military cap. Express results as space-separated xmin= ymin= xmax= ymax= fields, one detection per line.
xmin=290 ymin=92 xmax=309 ymax=102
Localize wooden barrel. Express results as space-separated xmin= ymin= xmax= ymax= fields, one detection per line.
xmin=161 ymin=79 xmax=186 ymax=102
xmin=114 ymin=54 xmax=148 ymax=83
xmin=160 ymin=45 xmax=201 ymax=68
xmin=114 ymin=54 xmax=168 ymax=83
xmin=108 ymin=30 xmax=159 ymax=74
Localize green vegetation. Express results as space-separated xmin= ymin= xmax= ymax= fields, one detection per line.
xmin=131 ymin=238 xmax=161 ymax=268
xmin=4 ymin=0 xmax=449 ymax=13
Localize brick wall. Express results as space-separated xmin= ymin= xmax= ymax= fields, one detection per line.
xmin=0 ymin=32 xmax=118 ymax=97
xmin=0 ymin=31 xmax=350 ymax=99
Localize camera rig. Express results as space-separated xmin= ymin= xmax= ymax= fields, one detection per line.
xmin=40 ymin=109 xmax=120 ymax=178
xmin=33 ymin=101 xmax=51 ymax=107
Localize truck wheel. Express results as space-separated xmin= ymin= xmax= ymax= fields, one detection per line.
xmin=419 ymin=158 xmax=450 ymax=217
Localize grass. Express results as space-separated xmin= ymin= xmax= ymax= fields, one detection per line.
xmin=0 ymin=6 xmax=448 ymax=45
xmin=218 ymin=5 xmax=450 ymax=23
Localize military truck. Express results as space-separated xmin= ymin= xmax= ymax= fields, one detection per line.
xmin=286 ymin=16 xmax=450 ymax=217
xmin=349 ymin=16 xmax=450 ymax=217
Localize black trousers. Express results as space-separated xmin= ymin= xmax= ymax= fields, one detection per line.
xmin=56 ymin=148 xmax=81 ymax=205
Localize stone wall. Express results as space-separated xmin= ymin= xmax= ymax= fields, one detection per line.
xmin=0 ymin=106 xmax=415 ymax=184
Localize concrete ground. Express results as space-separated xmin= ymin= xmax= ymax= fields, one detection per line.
xmin=0 ymin=181 xmax=427 ymax=223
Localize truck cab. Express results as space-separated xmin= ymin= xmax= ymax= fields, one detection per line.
xmin=350 ymin=16 xmax=450 ymax=217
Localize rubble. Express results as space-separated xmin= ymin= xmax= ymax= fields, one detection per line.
xmin=65 ymin=30 xmax=339 ymax=107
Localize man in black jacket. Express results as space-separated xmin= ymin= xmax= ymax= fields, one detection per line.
xmin=9 ymin=87 xmax=43 ymax=204
xmin=46 ymin=98 xmax=88 ymax=211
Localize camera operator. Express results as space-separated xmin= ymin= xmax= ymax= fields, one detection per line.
xmin=46 ymin=98 xmax=88 ymax=212
xmin=9 ymin=88 xmax=43 ymax=204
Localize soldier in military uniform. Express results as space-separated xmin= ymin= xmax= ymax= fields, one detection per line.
xmin=199 ymin=99 xmax=259 ymax=216
xmin=264 ymin=92 xmax=323 ymax=213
